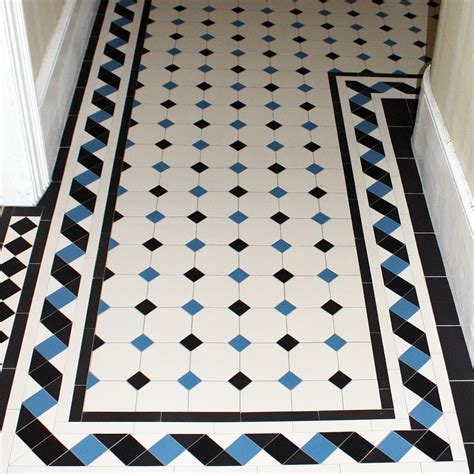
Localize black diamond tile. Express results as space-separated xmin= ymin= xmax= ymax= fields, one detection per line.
xmin=415 ymin=431 xmax=450 ymax=460
xmin=293 ymin=36 xmax=306 ymax=44
xmin=232 ymin=34 xmax=244 ymax=41
xmin=230 ymin=140 xmax=247 ymax=151
xmin=277 ymin=334 xmax=299 ymax=351
xmin=10 ymin=217 xmax=36 ymax=235
xmin=329 ymin=371 xmax=352 ymax=389
xmin=265 ymin=83 xmax=279 ymax=92
xmin=197 ymin=82 xmax=211 ymax=91
xmin=271 ymin=212 xmax=289 ymax=224
xmin=300 ymin=101 xmax=315 ymax=111
xmin=354 ymin=38 xmax=367 ymax=45
xmin=231 ymin=65 xmax=245 ymax=74
xmin=135 ymin=299 xmax=157 ymax=315
xmin=263 ymin=50 xmax=276 ymax=58
xmin=315 ymin=239 xmax=334 ymax=252
xmin=169 ymin=32 xmax=183 ymax=40
xmin=262 ymin=21 xmax=274 ymax=28
xmin=380 ymin=25 xmax=392 ymax=32
xmin=191 ymin=162 xmax=209 ymax=173
xmin=296 ymin=67 xmax=310 ymax=75
xmin=321 ymin=22 xmax=334 ymax=30
xmin=229 ymin=371 xmax=251 ymax=390
xmin=174 ymin=5 xmax=185 ymax=11
xmin=231 ymin=100 xmax=245 ymax=110
xmin=309 ymin=187 xmax=327 ymax=198
xmin=184 ymin=267 xmax=204 ymax=282
xmin=200 ymin=49 xmax=213 ymax=56
xmin=266 ymin=120 xmax=282 ymax=130
xmin=273 ymin=269 xmax=294 ymax=283
xmin=347 ymin=10 xmax=360 ymax=17
xmin=180 ymin=334 xmax=203 ymax=351
xmin=0 ymin=331 xmax=8 ymax=343
xmin=0 ymin=279 xmax=21 ymax=299
xmin=326 ymin=52 xmax=339 ymax=60
xmin=127 ymin=371 xmax=150 ymax=390
xmin=143 ymin=238 xmax=162 ymax=251
xmin=149 ymin=185 xmax=168 ymax=197
xmin=233 ymin=6 xmax=244 ymax=13
xmin=388 ymin=53 xmax=401 ymax=62
xmin=228 ymin=299 xmax=250 ymax=315
xmin=290 ymin=8 xmax=302 ymax=15
xmin=413 ymin=40 xmax=427 ymax=48
xmin=322 ymin=299 xmax=342 ymax=315
xmin=161 ymin=99 xmax=176 ymax=109
xmin=2 ymin=257 xmax=26 ymax=277
xmin=156 ymin=139 xmax=172 ymax=149
xmin=229 ymin=186 xmax=248 ymax=197
xmin=202 ymin=19 xmax=214 ymax=26
xmin=304 ymin=142 xmax=321 ymax=152
xmin=229 ymin=239 xmax=249 ymax=252
xmin=188 ymin=211 xmax=207 ymax=224
xmin=404 ymin=12 xmax=416 ymax=19
xmin=4 ymin=237 xmax=31 ymax=255
xmin=0 ymin=302 xmax=14 ymax=322
xmin=194 ymin=119 xmax=210 ymax=129
xmin=268 ymin=163 xmax=285 ymax=174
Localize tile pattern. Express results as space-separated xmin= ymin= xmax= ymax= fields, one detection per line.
xmin=0 ymin=215 xmax=40 ymax=370
xmin=1 ymin=0 xmax=469 ymax=472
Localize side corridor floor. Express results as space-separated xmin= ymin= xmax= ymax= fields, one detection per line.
xmin=0 ymin=0 xmax=473 ymax=472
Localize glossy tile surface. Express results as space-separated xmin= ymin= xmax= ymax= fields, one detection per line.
xmin=0 ymin=0 xmax=472 ymax=472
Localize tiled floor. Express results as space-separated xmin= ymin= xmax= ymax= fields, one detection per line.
xmin=0 ymin=0 xmax=473 ymax=472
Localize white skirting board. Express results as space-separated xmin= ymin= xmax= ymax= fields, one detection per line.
xmin=36 ymin=0 xmax=100 ymax=174
xmin=412 ymin=66 xmax=474 ymax=365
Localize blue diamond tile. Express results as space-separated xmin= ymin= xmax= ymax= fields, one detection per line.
xmin=306 ymin=163 xmax=323 ymax=174
xmin=362 ymin=149 xmax=384 ymax=164
xmin=172 ymin=18 xmax=184 ymax=25
xmin=264 ymin=66 xmax=278 ymax=74
xmin=357 ymin=53 xmax=370 ymax=61
xmin=351 ymin=23 xmax=363 ymax=31
xmin=279 ymin=371 xmax=302 ymax=390
xmin=24 ymin=389 xmax=57 ymax=417
xmin=186 ymin=238 xmax=205 ymax=251
xmin=231 ymin=82 xmax=246 ymax=91
xmin=312 ymin=212 xmax=330 ymax=224
xmin=201 ymin=33 xmax=214 ymax=41
xmin=409 ymin=400 xmax=442 ymax=428
xmin=275 ymin=300 xmax=296 ymax=315
xmin=350 ymin=92 xmax=371 ymax=106
xmin=409 ymin=26 xmax=421 ymax=33
xmin=163 ymin=81 xmax=178 ymax=90
xmin=82 ymin=137 xmax=107 ymax=153
xmin=262 ymin=35 xmax=275 ymax=42
xmin=193 ymin=140 xmax=209 ymax=150
xmin=226 ymin=435 xmax=261 ymax=464
xmin=374 ymin=216 xmax=400 ymax=234
xmin=229 ymin=335 xmax=251 ymax=352
xmin=261 ymin=7 xmax=273 ymax=14
xmin=153 ymin=161 xmax=170 ymax=172
xmin=377 ymin=432 xmax=413 ymax=462
xmin=158 ymin=119 xmax=174 ymax=128
xmin=232 ymin=49 xmax=244 ymax=57
xmin=267 ymin=141 xmax=283 ymax=152
xmin=270 ymin=187 xmax=287 ymax=198
xmin=146 ymin=211 xmax=165 ymax=223
xmin=190 ymin=186 xmax=207 ymax=197
xmin=302 ymin=434 xmax=337 ymax=463
xmin=382 ymin=255 xmax=409 ymax=275
xmin=229 ymin=268 xmax=249 ymax=282
xmin=325 ymin=334 xmax=347 ymax=351
xmin=390 ymin=298 xmax=419 ymax=320
xmin=385 ymin=39 xmax=397 ymax=47
xmin=203 ymin=5 xmax=215 ymax=12
xmin=196 ymin=100 xmax=211 ymax=109
xmin=372 ymin=82 xmax=393 ymax=93
xmin=229 ymin=211 xmax=248 ymax=223
xmin=232 ymin=20 xmax=244 ymax=27
xmin=71 ymin=435 xmax=107 ymax=465
xmin=178 ymin=371 xmax=201 ymax=390
xmin=139 ymin=267 xmax=160 ymax=282
xmin=230 ymin=120 xmax=246 ymax=130
xmin=86 ymin=372 xmax=99 ymax=389
xmin=399 ymin=346 xmax=430 ymax=371
xmin=298 ymin=83 xmax=313 ymax=93
xmin=199 ymin=64 xmax=212 ymax=73
xmin=149 ymin=435 xmax=186 ymax=465
xmin=265 ymin=101 xmax=280 ymax=110
xmin=272 ymin=239 xmax=291 ymax=253
xmin=368 ymin=181 xmax=392 ymax=197
xmin=36 ymin=335 xmax=67 ymax=360
xmin=376 ymin=11 xmax=388 ymax=18
xmin=182 ymin=299 xmax=204 ymax=315
xmin=319 ymin=9 xmax=331 ymax=16
xmin=324 ymin=37 xmax=337 ymax=45
xmin=132 ymin=334 xmax=153 ymax=351
xmin=46 ymin=286 xmax=76 ymax=310
xmin=318 ymin=268 xmax=338 ymax=282
xmin=292 ymin=21 xmax=304 ymax=28
xmin=302 ymin=121 xmax=318 ymax=131
xmin=230 ymin=162 xmax=247 ymax=173
xmin=295 ymin=51 xmax=308 ymax=59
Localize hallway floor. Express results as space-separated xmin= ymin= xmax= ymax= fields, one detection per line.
xmin=1 ymin=0 xmax=473 ymax=472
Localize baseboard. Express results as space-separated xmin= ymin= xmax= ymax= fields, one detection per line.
xmin=36 ymin=0 xmax=100 ymax=175
xmin=412 ymin=66 xmax=474 ymax=365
